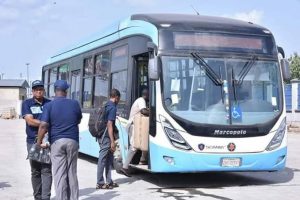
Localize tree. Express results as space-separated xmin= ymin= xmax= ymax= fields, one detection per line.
xmin=288 ymin=53 xmax=300 ymax=80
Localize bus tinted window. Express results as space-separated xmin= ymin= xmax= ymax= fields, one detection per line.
xmin=71 ymin=70 xmax=81 ymax=102
xmin=94 ymin=76 xmax=109 ymax=108
xmin=94 ymin=51 xmax=110 ymax=108
xmin=58 ymin=64 xmax=69 ymax=81
xmin=95 ymin=51 xmax=110 ymax=75
xmin=49 ymin=67 xmax=58 ymax=83
xmin=111 ymin=45 xmax=128 ymax=72
xmin=84 ymin=57 xmax=94 ymax=76
xmin=43 ymin=70 xmax=49 ymax=96
xmin=112 ymin=70 xmax=128 ymax=118
xmin=83 ymin=57 xmax=94 ymax=108
xmin=49 ymin=67 xmax=58 ymax=98
xmin=83 ymin=78 xmax=93 ymax=108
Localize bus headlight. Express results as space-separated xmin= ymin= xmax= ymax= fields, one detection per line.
xmin=266 ymin=118 xmax=286 ymax=151
xmin=160 ymin=115 xmax=192 ymax=150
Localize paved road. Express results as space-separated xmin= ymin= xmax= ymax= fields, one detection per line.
xmin=0 ymin=119 xmax=299 ymax=200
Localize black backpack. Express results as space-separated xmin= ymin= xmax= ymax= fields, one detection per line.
xmin=88 ymin=106 xmax=107 ymax=138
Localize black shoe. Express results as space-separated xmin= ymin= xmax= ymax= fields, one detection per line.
xmin=120 ymin=167 xmax=131 ymax=177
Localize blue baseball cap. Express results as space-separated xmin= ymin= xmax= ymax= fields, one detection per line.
xmin=31 ymin=80 xmax=44 ymax=89
xmin=54 ymin=80 xmax=69 ymax=90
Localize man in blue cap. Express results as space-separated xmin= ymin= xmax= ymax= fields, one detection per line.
xmin=21 ymin=80 xmax=52 ymax=200
xmin=37 ymin=80 xmax=82 ymax=200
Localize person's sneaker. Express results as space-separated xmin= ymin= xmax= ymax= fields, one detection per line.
xmin=119 ymin=167 xmax=131 ymax=177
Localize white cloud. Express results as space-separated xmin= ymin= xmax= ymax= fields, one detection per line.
xmin=0 ymin=6 xmax=19 ymax=21
xmin=113 ymin=0 xmax=155 ymax=7
xmin=1 ymin=0 xmax=41 ymax=7
xmin=228 ymin=10 xmax=264 ymax=24
xmin=35 ymin=3 xmax=52 ymax=17
xmin=0 ymin=24 xmax=17 ymax=35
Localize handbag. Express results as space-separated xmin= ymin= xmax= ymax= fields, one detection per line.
xmin=28 ymin=143 xmax=51 ymax=164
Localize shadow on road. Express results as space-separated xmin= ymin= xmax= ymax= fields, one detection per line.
xmin=78 ymin=153 xmax=298 ymax=200
xmin=78 ymin=152 xmax=297 ymax=188
xmin=0 ymin=182 xmax=11 ymax=189
xmin=131 ymin=167 xmax=297 ymax=188
xmin=79 ymin=188 xmax=120 ymax=200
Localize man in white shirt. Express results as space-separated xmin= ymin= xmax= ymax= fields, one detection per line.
xmin=120 ymin=88 xmax=149 ymax=177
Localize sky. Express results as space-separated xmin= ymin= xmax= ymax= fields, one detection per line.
xmin=0 ymin=0 xmax=300 ymax=82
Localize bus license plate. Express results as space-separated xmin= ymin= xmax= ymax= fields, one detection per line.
xmin=221 ymin=158 xmax=241 ymax=167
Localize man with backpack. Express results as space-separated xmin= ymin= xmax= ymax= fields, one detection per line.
xmin=96 ymin=89 xmax=121 ymax=189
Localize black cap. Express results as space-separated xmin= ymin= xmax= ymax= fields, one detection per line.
xmin=31 ymin=80 xmax=44 ymax=89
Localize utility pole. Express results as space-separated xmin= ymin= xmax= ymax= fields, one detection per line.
xmin=26 ymin=63 xmax=30 ymax=83
xmin=0 ymin=73 xmax=4 ymax=80
xmin=26 ymin=63 xmax=30 ymax=97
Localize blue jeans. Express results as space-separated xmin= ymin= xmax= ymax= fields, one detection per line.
xmin=97 ymin=133 xmax=114 ymax=185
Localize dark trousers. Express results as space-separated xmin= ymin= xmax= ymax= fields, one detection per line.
xmin=27 ymin=143 xmax=52 ymax=200
xmin=97 ymin=134 xmax=114 ymax=185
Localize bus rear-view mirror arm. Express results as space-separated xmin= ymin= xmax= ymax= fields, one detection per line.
xmin=277 ymin=46 xmax=285 ymax=58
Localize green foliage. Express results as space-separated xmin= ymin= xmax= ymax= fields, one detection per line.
xmin=288 ymin=52 xmax=300 ymax=79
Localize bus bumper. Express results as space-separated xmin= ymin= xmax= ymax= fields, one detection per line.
xmin=149 ymin=142 xmax=287 ymax=173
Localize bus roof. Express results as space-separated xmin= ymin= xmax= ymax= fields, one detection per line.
xmin=131 ymin=14 xmax=267 ymax=31
xmin=45 ymin=14 xmax=271 ymax=66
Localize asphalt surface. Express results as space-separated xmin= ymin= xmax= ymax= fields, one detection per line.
xmin=0 ymin=119 xmax=299 ymax=200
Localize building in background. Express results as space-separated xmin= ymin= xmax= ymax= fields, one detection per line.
xmin=0 ymin=79 xmax=29 ymax=118
xmin=285 ymin=79 xmax=300 ymax=131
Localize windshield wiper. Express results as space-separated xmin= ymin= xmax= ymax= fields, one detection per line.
xmin=232 ymin=68 xmax=238 ymax=102
xmin=236 ymin=56 xmax=258 ymax=85
xmin=191 ymin=52 xmax=223 ymax=85
xmin=231 ymin=56 xmax=257 ymax=103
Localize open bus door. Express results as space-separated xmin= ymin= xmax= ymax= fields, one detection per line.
xmin=114 ymin=53 xmax=151 ymax=172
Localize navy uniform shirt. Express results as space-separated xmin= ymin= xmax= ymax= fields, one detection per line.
xmin=105 ymin=100 xmax=118 ymax=140
xmin=41 ymin=96 xmax=82 ymax=144
xmin=105 ymin=100 xmax=117 ymax=125
xmin=22 ymin=98 xmax=51 ymax=144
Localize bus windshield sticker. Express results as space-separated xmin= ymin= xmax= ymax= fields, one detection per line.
xmin=171 ymin=78 xmax=180 ymax=92
xmin=272 ymin=97 xmax=277 ymax=106
xmin=171 ymin=94 xmax=179 ymax=104
xmin=231 ymin=105 xmax=242 ymax=121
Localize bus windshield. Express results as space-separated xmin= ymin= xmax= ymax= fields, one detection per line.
xmin=161 ymin=56 xmax=282 ymax=125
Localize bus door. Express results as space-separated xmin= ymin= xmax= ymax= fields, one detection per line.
xmin=130 ymin=53 xmax=150 ymax=168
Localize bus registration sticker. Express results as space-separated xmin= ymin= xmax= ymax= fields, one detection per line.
xmin=221 ymin=158 xmax=241 ymax=167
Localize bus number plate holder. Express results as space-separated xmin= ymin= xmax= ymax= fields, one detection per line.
xmin=221 ymin=158 xmax=241 ymax=167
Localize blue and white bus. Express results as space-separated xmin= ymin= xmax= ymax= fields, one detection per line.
xmin=42 ymin=14 xmax=290 ymax=173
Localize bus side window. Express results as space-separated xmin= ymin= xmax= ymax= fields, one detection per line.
xmin=82 ymin=57 xmax=94 ymax=109
xmin=111 ymin=45 xmax=129 ymax=118
xmin=71 ymin=70 xmax=81 ymax=102
xmin=94 ymin=51 xmax=110 ymax=108
xmin=49 ymin=67 xmax=58 ymax=98
xmin=111 ymin=70 xmax=128 ymax=118
xmin=43 ymin=70 xmax=49 ymax=97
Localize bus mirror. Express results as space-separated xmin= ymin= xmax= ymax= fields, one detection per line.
xmin=147 ymin=42 xmax=158 ymax=55
xmin=280 ymin=59 xmax=291 ymax=81
xmin=148 ymin=57 xmax=159 ymax=81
